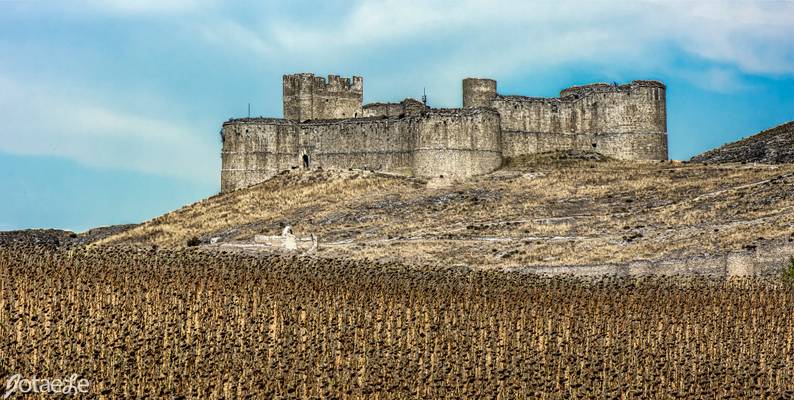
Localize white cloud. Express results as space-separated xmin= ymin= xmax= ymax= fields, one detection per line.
xmin=662 ymin=1 xmax=794 ymax=75
xmin=678 ymin=67 xmax=754 ymax=93
xmin=76 ymin=0 xmax=213 ymax=15
xmin=197 ymin=0 xmax=794 ymax=85
xmin=196 ymin=20 xmax=277 ymax=57
xmin=1 ymin=0 xmax=790 ymax=183
xmin=0 ymin=72 xmax=217 ymax=183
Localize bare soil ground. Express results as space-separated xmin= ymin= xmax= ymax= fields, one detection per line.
xmin=94 ymin=151 xmax=794 ymax=271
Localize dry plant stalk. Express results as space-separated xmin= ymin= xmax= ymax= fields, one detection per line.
xmin=1 ymin=245 xmax=793 ymax=398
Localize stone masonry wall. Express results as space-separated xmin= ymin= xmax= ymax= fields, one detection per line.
xmin=462 ymin=78 xmax=497 ymax=108
xmin=299 ymin=118 xmax=414 ymax=175
xmin=221 ymin=119 xmax=300 ymax=192
xmin=283 ymin=73 xmax=363 ymax=121
xmin=493 ymin=81 xmax=666 ymax=134
xmin=221 ymin=109 xmax=502 ymax=191
xmin=493 ymin=80 xmax=667 ymax=161
xmin=501 ymin=131 xmax=668 ymax=160
xmin=221 ymin=117 xmax=411 ymax=192
xmin=413 ymin=109 xmax=502 ymax=178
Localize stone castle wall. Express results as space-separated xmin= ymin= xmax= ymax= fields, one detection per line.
xmin=501 ymin=131 xmax=668 ymax=160
xmin=300 ymin=118 xmax=415 ymax=175
xmin=491 ymin=81 xmax=665 ymax=134
xmin=220 ymin=119 xmax=300 ymax=192
xmin=413 ymin=109 xmax=502 ymax=178
xmin=221 ymin=73 xmax=668 ymax=192
xmin=486 ymin=80 xmax=667 ymax=161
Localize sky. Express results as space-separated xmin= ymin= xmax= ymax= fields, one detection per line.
xmin=1 ymin=0 xmax=793 ymax=232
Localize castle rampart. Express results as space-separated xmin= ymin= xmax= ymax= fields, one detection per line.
xmin=490 ymin=80 xmax=666 ymax=160
xmin=492 ymin=81 xmax=665 ymax=135
xmin=220 ymin=73 xmax=668 ymax=192
xmin=413 ymin=108 xmax=502 ymax=178
xmin=221 ymin=108 xmax=501 ymax=192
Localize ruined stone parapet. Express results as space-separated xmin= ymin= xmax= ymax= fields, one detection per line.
xmin=362 ymin=102 xmax=404 ymax=118
xmin=362 ymin=98 xmax=428 ymax=118
xmin=401 ymin=98 xmax=427 ymax=116
xmin=559 ymin=80 xmax=665 ymax=98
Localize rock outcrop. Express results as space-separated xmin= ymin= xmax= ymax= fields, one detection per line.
xmin=691 ymin=121 xmax=794 ymax=164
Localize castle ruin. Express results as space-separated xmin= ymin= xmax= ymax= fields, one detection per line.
xmin=221 ymin=73 xmax=667 ymax=192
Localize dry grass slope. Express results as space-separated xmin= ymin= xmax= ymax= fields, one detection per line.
xmin=99 ymin=153 xmax=794 ymax=269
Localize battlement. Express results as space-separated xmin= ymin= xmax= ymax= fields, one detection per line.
xmin=223 ymin=117 xmax=295 ymax=126
xmin=283 ymin=73 xmax=363 ymax=121
xmin=283 ymin=73 xmax=363 ymax=93
xmin=559 ymin=80 xmax=665 ymax=98
xmin=494 ymin=95 xmax=563 ymax=104
xmin=227 ymin=106 xmax=496 ymax=128
xmin=232 ymin=116 xmax=398 ymax=126
xmin=363 ymin=98 xmax=429 ymax=118
xmin=424 ymin=107 xmax=498 ymax=117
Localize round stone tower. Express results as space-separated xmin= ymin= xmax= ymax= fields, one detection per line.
xmin=412 ymin=109 xmax=502 ymax=179
xmin=462 ymin=78 xmax=497 ymax=108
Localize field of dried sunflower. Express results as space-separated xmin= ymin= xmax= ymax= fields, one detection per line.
xmin=2 ymin=245 xmax=793 ymax=399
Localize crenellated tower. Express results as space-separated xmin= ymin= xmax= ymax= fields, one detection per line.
xmin=282 ymin=73 xmax=363 ymax=121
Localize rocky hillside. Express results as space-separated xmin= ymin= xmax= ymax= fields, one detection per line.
xmin=97 ymin=152 xmax=794 ymax=271
xmin=691 ymin=121 xmax=794 ymax=164
xmin=0 ymin=224 xmax=137 ymax=249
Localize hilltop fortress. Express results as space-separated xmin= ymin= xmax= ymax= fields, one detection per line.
xmin=221 ymin=73 xmax=667 ymax=192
